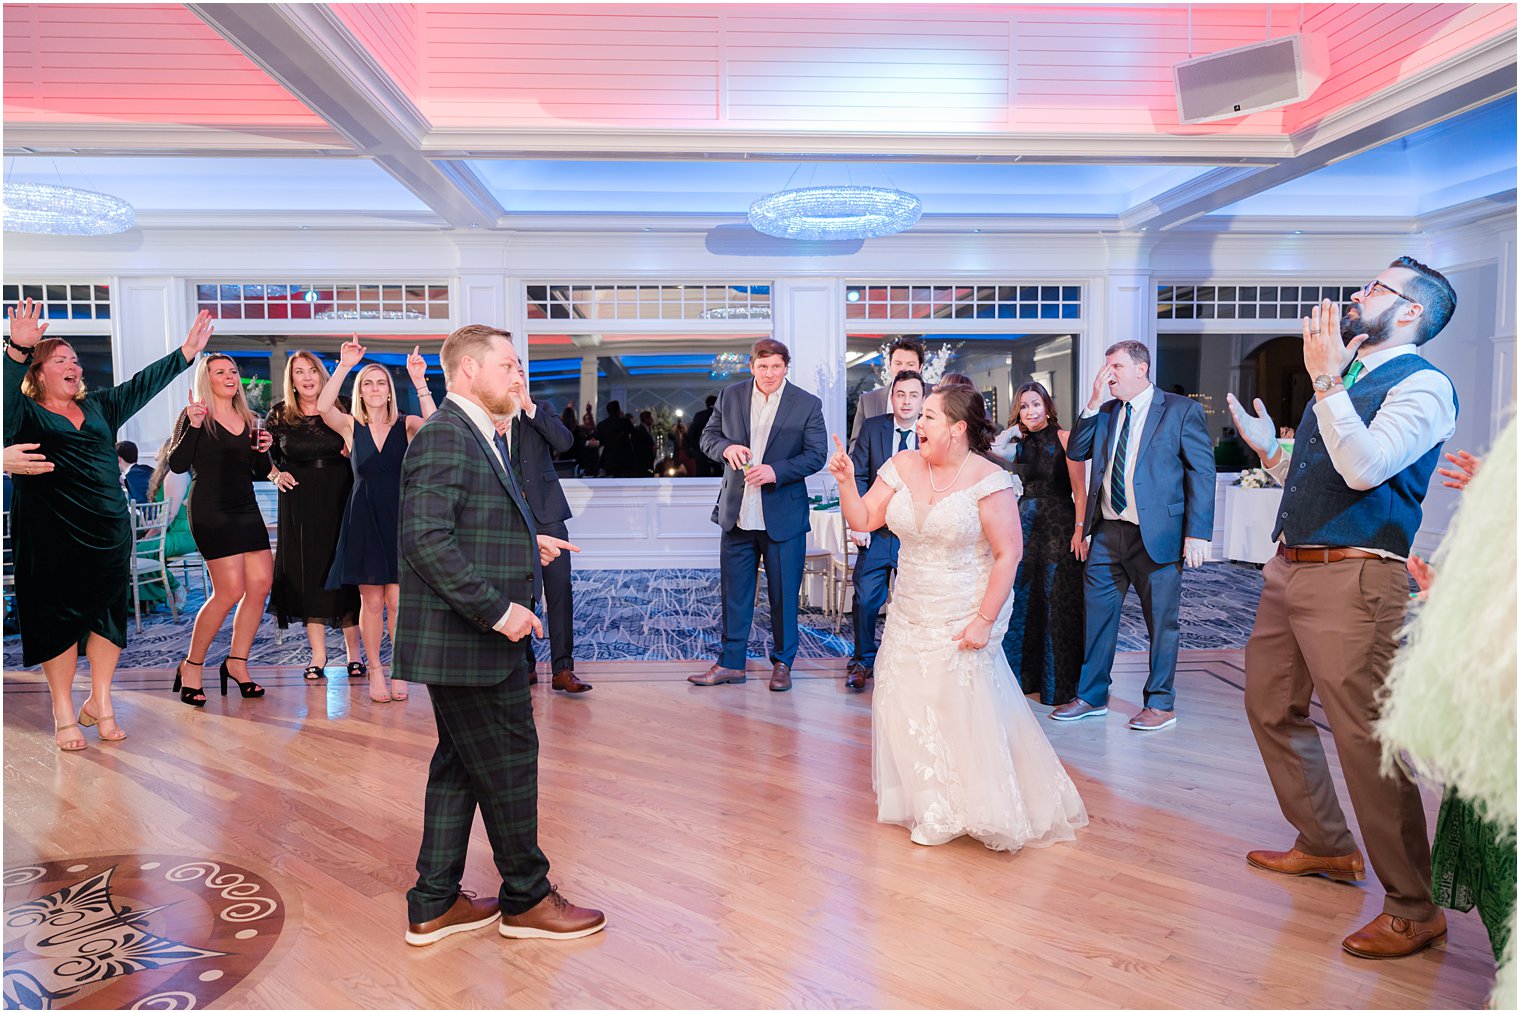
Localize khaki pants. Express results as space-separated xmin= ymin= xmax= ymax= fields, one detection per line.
xmin=1244 ymin=554 xmax=1434 ymax=920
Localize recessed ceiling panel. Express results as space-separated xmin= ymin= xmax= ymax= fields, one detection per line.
xmin=467 ymin=159 xmax=1214 ymax=216
xmin=3 ymin=157 xmax=431 ymax=213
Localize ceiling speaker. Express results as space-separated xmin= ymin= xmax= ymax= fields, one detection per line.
xmin=1173 ymin=33 xmax=1329 ymax=125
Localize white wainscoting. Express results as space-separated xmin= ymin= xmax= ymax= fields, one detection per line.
xmin=563 ymin=478 xmax=723 ymax=569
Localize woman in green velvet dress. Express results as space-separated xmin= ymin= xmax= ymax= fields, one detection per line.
xmin=3 ymin=299 xmax=214 ymax=750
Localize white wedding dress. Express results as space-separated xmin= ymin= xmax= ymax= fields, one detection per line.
xmin=872 ymin=458 xmax=1088 ymax=850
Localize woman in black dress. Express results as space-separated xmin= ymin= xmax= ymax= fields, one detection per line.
xmin=992 ymin=382 xmax=1088 ymax=706
xmin=317 ymin=339 xmax=435 ymax=703
xmin=168 ymin=353 xmax=275 ymax=706
xmin=4 ymin=300 xmax=213 ymax=747
xmin=266 ymin=351 xmax=362 ymax=680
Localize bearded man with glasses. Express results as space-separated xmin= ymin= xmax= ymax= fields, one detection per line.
xmin=1226 ymin=256 xmax=1461 ymax=960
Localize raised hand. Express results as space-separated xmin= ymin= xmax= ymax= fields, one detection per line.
xmin=7 ymin=297 xmax=49 ymax=349
xmin=1088 ymin=363 xmax=1116 ymax=411
xmin=1436 ymin=449 xmax=1480 ymax=491
xmin=536 ymin=534 xmax=581 ymax=566
xmin=1303 ymin=298 xmax=1366 ymax=379
xmin=339 ymin=338 xmax=366 ymax=370
xmin=3 ymin=443 xmax=53 ymax=476
xmin=826 ymin=433 xmax=852 ymax=485
xmin=405 ymin=345 xmax=428 ymax=388
xmin=1225 ymin=393 xmax=1279 ymax=461
xmin=721 ymin=443 xmax=752 ymax=469
xmin=180 ymin=310 xmax=215 ymax=361
xmin=185 ymin=389 xmax=208 ymax=429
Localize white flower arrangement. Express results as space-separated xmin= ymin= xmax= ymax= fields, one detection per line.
xmin=876 ymin=340 xmax=962 ymax=386
xmin=1233 ymin=467 xmax=1278 ymax=489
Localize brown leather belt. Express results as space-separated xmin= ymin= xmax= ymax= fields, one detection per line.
xmin=1277 ymin=545 xmax=1385 ymax=563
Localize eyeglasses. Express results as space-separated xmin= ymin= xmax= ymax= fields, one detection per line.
xmin=1361 ymin=279 xmax=1411 ymax=301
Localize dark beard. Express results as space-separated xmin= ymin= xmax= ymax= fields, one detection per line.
xmin=1340 ymin=302 xmax=1395 ymax=347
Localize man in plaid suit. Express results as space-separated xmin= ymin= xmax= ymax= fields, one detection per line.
xmin=399 ymin=323 xmax=605 ymax=946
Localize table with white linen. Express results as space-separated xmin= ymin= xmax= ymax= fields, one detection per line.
xmin=806 ymin=506 xmax=849 ymax=609
xmin=1223 ymin=485 xmax=1284 ymax=564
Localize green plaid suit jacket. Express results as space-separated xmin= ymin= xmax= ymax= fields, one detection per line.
xmin=395 ymin=399 xmax=540 ymax=687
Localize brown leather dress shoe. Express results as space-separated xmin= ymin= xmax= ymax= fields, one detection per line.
xmin=405 ymin=893 xmax=501 ymax=946
xmin=769 ymin=662 xmax=792 ymax=692
xmin=552 ymin=669 xmax=592 ymax=693
xmin=1246 ymin=845 xmax=1366 ymax=882
xmin=1342 ymin=911 xmax=1447 ymax=959
xmin=688 ymin=663 xmax=746 ymax=686
xmin=1128 ymin=707 xmax=1177 ymax=731
xmin=499 ymin=887 xmax=607 ymax=940
xmin=529 ymin=671 xmax=539 ymax=686
xmin=1049 ymin=698 xmax=1108 ymax=721
xmin=845 ymin=662 xmax=871 ymax=691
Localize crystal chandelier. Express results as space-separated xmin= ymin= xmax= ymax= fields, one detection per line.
xmin=748 ymin=185 xmax=922 ymax=241
xmin=3 ymin=181 xmax=135 ymax=236
xmin=710 ymin=352 xmax=746 ymax=380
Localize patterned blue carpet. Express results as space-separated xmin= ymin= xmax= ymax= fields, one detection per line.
xmin=2 ymin=564 xmax=1266 ymax=672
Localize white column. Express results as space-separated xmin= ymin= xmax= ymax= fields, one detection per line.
xmin=1099 ymin=234 xmax=1159 ymax=366
xmin=772 ymin=277 xmax=845 ymax=493
xmin=113 ymin=275 xmax=189 ymax=455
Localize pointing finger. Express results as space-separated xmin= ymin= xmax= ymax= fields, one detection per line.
xmin=832 ymin=434 xmax=845 ymax=453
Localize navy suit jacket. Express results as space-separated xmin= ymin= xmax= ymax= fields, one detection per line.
xmin=511 ymin=407 xmax=574 ymax=526
xmin=701 ymin=379 xmax=828 ymax=541
xmin=1067 ymin=389 xmax=1215 ymax=565
xmin=850 ymin=414 xmax=910 ymax=535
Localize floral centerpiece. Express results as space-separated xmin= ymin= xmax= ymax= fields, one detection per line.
xmin=1233 ymin=467 xmax=1278 ymax=489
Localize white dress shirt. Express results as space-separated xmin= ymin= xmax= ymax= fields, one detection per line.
xmin=1266 ymin=345 xmax=1457 ymax=559
xmin=1081 ymin=383 xmax=1155 ymax=525
xmin=446 ymin=392 xmax=528 ymax=632
xmin=738 ymin=378 xmax=787 ymax=531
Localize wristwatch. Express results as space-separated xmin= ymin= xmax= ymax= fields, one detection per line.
xmin=1312 ymin=373 xmax=1343 ymax=392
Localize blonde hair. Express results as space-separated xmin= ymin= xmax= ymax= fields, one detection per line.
xmin=193 ymin=353 xmax=256 ymax=439
xmin=147 ymin=442 xmax=172 ymax=502
xmin=20 ymin=338 xmax=87 ymax=402
xmin=278 ymin=350 xmax=331 ymax=420
xmin=441 ymin=324 xmax=511 ymax=387
xmin=351 ymin=363 xmax=398 ymax=425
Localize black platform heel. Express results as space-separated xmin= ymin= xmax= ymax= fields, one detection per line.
xmin=219 ymin=656 xmax=265 ymax=698
xmin=174 ymin=659 xmax=206 ymax=708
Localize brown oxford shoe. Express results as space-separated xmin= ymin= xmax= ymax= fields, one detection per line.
xmin=1049 ymin=698 xmax=1108 ymax=721
xmin=845 ymin=662 xmax=872 ymax=691
xmin=552 ymin=669 xmax=592 ymax=693
xmin=688 ymin=663 xmax=746 ymax=686
xmin=769 ymin=662 xmax=792 ymax=692
xmin=1246 ymin=845 xmax=1366 ymax=883
xmin=405 ymin=892 xmax=500 ymax=946
xmin=1128 ymin=707 xmax=1177 ymax=731
xmin=1342 ymin=911 xmax=1447 ymax=959
xmin=498 ymin=887 xmax=606 ymax=940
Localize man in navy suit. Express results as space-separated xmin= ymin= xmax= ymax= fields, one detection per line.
xmin=845 ymin=369 xmax=925 ymax=691
xmin=1053 ymin=340 xmax=1215 ymax=731
xmin=503 ymin=386 xmax=591 ymax=694
xmin=691 ymin=338 xmax=828 ymax=692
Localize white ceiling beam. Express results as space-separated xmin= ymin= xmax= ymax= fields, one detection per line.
xmin=1121 ymin=40 xmax=1517 ymax=232
xmin=186 ymin=2 xmax=500 ymax=229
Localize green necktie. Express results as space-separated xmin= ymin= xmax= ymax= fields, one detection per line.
xmin=1343 ymin=360 xmax=1364 ymax=389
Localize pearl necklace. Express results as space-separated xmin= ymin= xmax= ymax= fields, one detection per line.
xmin=927 ymin=449 xmax=971 ymax=493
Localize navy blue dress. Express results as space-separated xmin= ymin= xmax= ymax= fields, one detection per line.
xmin=326 ymin=422 xmax=406 ymax=587
xmin=1000 ymin=425 xmax=1086 ymax=705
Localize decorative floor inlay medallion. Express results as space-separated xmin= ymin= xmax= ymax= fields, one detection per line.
xmin=4 ymin=856 xmax=284 ymax=1010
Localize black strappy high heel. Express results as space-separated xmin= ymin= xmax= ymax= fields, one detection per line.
xmin=219 ymin=656 xmax=265 ymax=698
xmin=173 ymin=659 xmax=207 ymax=708
xmin=347 ymin=661 xmax=366 ymax=679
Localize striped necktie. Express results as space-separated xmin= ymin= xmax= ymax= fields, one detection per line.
xmin=1110 ymin=402 xmax=1133 ymax=514
xmin=1343 ymin=360 xmax=1365 ymax=389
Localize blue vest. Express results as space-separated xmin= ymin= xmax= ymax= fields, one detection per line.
xmin=1272 ymin=354 xmax=1456 ymax=556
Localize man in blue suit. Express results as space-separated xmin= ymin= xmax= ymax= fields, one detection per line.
xmin=691 ymin=338 xmax=828 ymax=692
xmin=1052 ymin=340 xmax=1215 ymax=731
xmin=845 ymin=369 xmax=925 ymax=691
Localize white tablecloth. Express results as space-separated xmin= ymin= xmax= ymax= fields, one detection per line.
xmin=804 ymin=506 xmax=846 ymax=608
xmin=1223 ymin=485 xmax=1283 ymax=564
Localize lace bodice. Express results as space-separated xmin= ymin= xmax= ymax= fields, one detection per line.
xmin=878 ymin=456 xmax=1016 ymax=631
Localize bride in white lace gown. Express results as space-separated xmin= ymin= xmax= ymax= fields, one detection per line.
xmin=831 ymin=386 xmax=1087 ymax=851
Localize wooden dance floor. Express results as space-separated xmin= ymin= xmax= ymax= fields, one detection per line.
xmin=2 ymin=651 xmax=1496 ymax=1009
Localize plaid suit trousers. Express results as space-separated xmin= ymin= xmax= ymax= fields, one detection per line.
xmin=406 ymin=655 xmax=551 ymax=921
